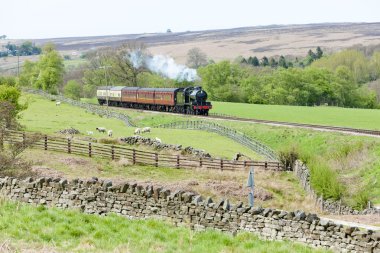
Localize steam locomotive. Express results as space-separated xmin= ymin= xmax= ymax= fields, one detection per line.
xmin=96 ymin=86 xmax=212 ymax=115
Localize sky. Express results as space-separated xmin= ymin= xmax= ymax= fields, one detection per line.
xmin=1 ymin=0 xmax=379 ymax=39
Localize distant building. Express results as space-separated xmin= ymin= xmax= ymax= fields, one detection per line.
xmin=166 ymin=29 xmax=172 ymax=33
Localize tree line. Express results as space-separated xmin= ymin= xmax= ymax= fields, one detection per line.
xmin=12 ymin=41 xmax=380 ymax=108
xmin=0 ymin=41 xmax=42 ymax=58
xmin=239 ymin=47 xmax=324 ymax=69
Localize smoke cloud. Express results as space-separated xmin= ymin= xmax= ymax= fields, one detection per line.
xmin=128 ymin=51 xmax=199 ymax=82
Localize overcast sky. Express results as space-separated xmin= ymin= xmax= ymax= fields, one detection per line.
xmin=1 ymin=0 xmax=379 ymax=39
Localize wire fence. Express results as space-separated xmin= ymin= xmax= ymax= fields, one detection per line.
xmin=23 ymin=88 xmax=135 ymax=127
xmin=157 ymin=120 xmax=279 ymax=161
xmin=3 ymin=130 xmax=283 ymax=171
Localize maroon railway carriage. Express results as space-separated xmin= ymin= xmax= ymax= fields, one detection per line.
xmin=97 ymin=86 xmax=212 ymax=115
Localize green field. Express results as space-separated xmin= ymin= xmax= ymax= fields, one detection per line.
xmin=212 ymin=101 xmax=380 ymax=130
xmin=0 ymin=200 xmax=328 ymax=253
xmin=18 ymin=94 xmax=380 ymax=207
xmin=19 ymin=94 xmax=263 ymax=160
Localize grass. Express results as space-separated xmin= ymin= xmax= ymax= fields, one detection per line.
xmin=19 ymin=93 xmax=380 ymax=207
xmin=212 ymin=101 xmax=380 ymax=130
xmin=23 ymin=149 xmax=315 ymax=212
xmin=19 ymin=94 xmax=263 ymax=160
xmin=0 ymin=199 xmax=330 ymax=253
xmin=64 ymin=58 xmax=88 ymax=69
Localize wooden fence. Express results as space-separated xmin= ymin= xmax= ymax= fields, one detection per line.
xmin=3 ymin=130 xmax=284 ymax=171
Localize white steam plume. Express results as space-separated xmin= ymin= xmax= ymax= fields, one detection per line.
xmin=128 ymin=51 xmax=199 ymax=82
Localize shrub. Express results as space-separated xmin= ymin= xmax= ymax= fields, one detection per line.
xmin=278 ymin=146 xmax=299 ymax=170
xmin=309 ymin=164 xmax=345 ymax=200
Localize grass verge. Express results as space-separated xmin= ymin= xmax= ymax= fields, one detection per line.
xmin=0 ymin=199 xmax=330 ymax=253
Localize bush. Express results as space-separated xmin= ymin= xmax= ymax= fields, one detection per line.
xmin=278 ymin=146 xmax=299 ymax=170
xmin=353 ymin=189 xmax=370 ymax=210
xmin=64 ymin=80 xmax=82 ymax=100
xmin=309 ymin=164 xmax=345 ymax=200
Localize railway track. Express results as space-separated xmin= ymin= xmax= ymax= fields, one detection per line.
xmin=207 ymin=113 xmax=380 ymax=137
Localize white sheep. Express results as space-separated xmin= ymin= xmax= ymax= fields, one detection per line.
xmin=107 ymin=130 xmax=113 ymax=137
xmin=87 ymin=131 xmax=94 ymax=135
xmin=134 ymin=128 xmax=142 ymax=134
xmin=155 ymin=137 xmax=161 ymax=143
xmin=56 ymin=101 xmax=61 ymax=106
xmin=141 ymin=127 xmax=151 ymax=133
xmin=96 ymin=127 xmax=106 ymax=133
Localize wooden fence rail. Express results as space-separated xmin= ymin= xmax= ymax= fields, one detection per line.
xmin=3 ymin=130 xmax=284 ymax=171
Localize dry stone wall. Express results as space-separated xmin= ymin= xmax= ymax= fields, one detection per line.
xmin=0 ymin=176 xmax=379 ymax=253
xmin=293 ymin=161 xmax=380 ymax=215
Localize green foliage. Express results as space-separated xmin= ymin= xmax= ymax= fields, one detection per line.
xmin=63 ymin=80 xmax=81 ymax=100
xmin=198 ymin=61 xmax=248 ymax=102
xmin=0 ymin=85 xmax=24 ymax=116
xmin=0 ymin=76 xmax=17 ymax=87
xmin=18 ymin=43 xmax=64 ymax=94
xmin=1 ymin=41 xmax=41 ymax=57
xmin=312 ymin=50 xmax=372 ymax=84
xmin=34 ymin=44 xmax=64 ymax=93
xmin=307 ymin=162 xmax=344 ymax=200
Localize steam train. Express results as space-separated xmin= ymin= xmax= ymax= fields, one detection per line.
xmin=96 ymin=86 xmax=212 ymax=115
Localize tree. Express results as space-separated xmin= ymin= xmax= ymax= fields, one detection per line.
xmin=34 ymin=43 xmax=64 ymax=94
xmin=316 ymin=46 xmax=323 ymax=59
xmin=0 ymin=85 xmax=25 ymax=121
xmin=18 ymin=60 xmax=38 ymax=87
xmin=269 ymin=58 xmax=278 ymax=68
xmin=252 ymin=56 xmax=260 ymax=66
xmin=110 ymin=41 xmax=148 ymax=86
xmin=64 ymin=80 xmax=82 ymax=100
xmin=278 ymin=55 xmax=287 ymax=68
xmin=186 ymin=47 xmax=207 ymax=68
xmin=261 ymin=56 xmax=269 ymax=67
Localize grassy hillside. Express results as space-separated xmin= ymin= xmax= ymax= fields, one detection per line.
xmin=212 ymin=101 xmax=380 ymax=130
xmin=19 ymin=94 xmax=263 ymax=159
xmin=19 ymin=94 xmax=380 ymax=207
xmin=0 ymin=200 xmax=329 ymax=252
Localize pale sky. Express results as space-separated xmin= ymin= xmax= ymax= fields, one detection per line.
xmin=1 ymin=0 xmax=379 ymax=39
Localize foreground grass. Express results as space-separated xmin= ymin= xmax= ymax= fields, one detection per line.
xmin=0 ymin=200 xmax=329 ymax=253
xmin=212 ymin=101 xmax=380 ymax=130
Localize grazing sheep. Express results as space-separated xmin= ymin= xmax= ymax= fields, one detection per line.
xmin=141 ymin=127 xmax=151 ymax=133
xmin=87 ymin=131 xmax=94 ymax=135
xmin=155 ymin=137 xmax=161 ymax=143
xmin=96 ymin=127 xmax=106 ymax=133
xmin=134 ymin=128 xmax=142 ymax=134
xmin=108 ymin=130 xmax=113 ymax=137
xmin=56 ymin=101 xmax=61 ymax=106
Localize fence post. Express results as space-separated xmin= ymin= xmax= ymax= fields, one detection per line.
xmin=67 ymin=138 xmax=71 ymax=154
xmin=44 ymin=135 xmax=48 ymax=150
xmin=265 ymin=162 xmax=268 ymax=169
xmin=176 ymin=155 xmax=180 ymax=169
xmin=199 ymin=157 xmax=202 ymax=167
xmin=244 ymin=160 xmax=247 ymax=169
xmin=88 ymin=143 xmax=92 ymax=157
xmin=155 ymin=153 xmax=158 ymax=167
xmin=111 ymin=146 xmax=115 ymax=160
xmin=133 ymin=149 xmax=136 ymax=164
xmin=22 ymin=132 xmax=26 ymax=148
xmin=0 ymin=131 xmax=3 ymax=150
xmin=220 ymin=159 xmax=223 ymax=171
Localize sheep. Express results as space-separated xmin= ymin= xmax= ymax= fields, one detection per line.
xmin=56 ymin=101 xmax=61 ymax=106
xmin=96 ymin=127 xmax=106 ymax=133
xmin=141 ymin=127 xmax=151 ymax=133
xmin=134 ymin=128 xmax=142 ymax=134
xmin=108 ymin=130 xmax=113 ymax=137
xmin=87 ymin=131 xmax=94 ymax=135
xmin=155 ymin=137 xmax=161 ymax=143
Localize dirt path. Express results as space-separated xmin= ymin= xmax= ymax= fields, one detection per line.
xmin=321 ymin=216 xmax=380 ymax=230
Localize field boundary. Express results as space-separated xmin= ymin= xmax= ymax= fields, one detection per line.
xmin=157 ymin=120 xmax=279 ymax=161
xmin=2 ymin=130 xmax=283 ymax=171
